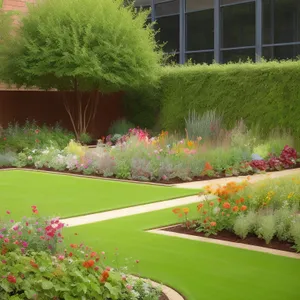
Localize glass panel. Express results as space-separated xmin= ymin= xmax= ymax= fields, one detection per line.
xmin=222 ymin=48 xmax=255 ymax=63
xmin=186 ymin=52 xmax=214 ymax=64
xmin=186 ymin=0 xmax=214 ymax=13
xmin=263 ymin=44 xmax=300 ymax=60
xmin=135 ymin=0 xmax=152 ymax=6
xmin=186 ymin=9 xmax=214 ymax=51
xmin=221 ymin=0 xmax=255 ymax=5
xmin=155 ymin=15 xmax=180 ymax=52
xmin=263 ymin=0 xmax=300 ymax=45
xmin=155 ymin=0 xmax=179 ymax=17
xmin=222 ymin=1 xmax=255 ymax=48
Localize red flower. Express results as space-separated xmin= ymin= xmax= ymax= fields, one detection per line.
xmin=3 ymin=137 xmax=6 ymax=141
xmin=204 ymin=162 xmax=213 ymax=171
xmin=69 ymin=252 xmax=73 ymax=257
xmin=83 ymin=260 xmax=95 ymax=268
xmin=35 ymin=139 xmax=39 ymax=143
xmin=222 ymin=202 xmax=231 ymax=209
xmin=90 ymin=252 xmax=97 ymax=258
xmin=99 ymin=270 xmax=110 ymax=283
xmin=197 ymin=203 xmax=204 ymax=211
xmin=35 ymin=129 xmax=40 ymax=134
xmin=6 ymin=210 xmax=10 ymax=214
xmin=7 ymin=274 xmax=16 ymax=284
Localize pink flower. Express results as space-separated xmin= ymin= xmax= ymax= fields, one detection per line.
xmin=22 ymin=241 xmax=28 ymax=248
xmin=13 ymin=225 xmax=19 ymax=231
xmin=126 ymin=285 xmax=133 ymax=290
xmin=0 ymin=234 xmax=4 ymax=239
xmin=58 ymin=255 xmax=65 ymax=261
xmin=10 ymin=220 xmax=14 ymax=223
xmin=4 ymin=238 xmax=9 ymax=243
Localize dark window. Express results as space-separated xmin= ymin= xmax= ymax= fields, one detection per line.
xmin=263 ymin=0 xmax=300 ymax=45
xmin=263 ymin=44 xmax=300 ymax=60
xmin=222 ymin=2 xmax=255 ymax=48
xmin=222 ymin=48 xmax=255 ymax=63
xmin=186 ymin=9 xmax=214 ymax=51
xmin=134 ymin=0 xmax=151 ymax=7
xmin=165 ymin=53 xmax=180 ymax=64
xmin=155 ymin=15 xmax=180 ymax=52
xmin=186 ymin=0 xmax=214 ymax=13
xmin=186 ymin=52 xmax=214 ymax=64
xmin=155 ymin=0 xmax=179 ymax=17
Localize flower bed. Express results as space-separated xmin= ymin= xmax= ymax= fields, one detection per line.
xmin=168 ymin=177 xmax=300 ymax=253
xmin=0 ymin=124 xmax=299 ymax=183
xmin=0 ymin=207 xmax=163 ymax=299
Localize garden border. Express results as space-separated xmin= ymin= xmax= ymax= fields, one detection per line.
xmin=147 ymin=226 xmax=300 ymax=260
xmin=1 ymin=167 xmax=300 ymax=188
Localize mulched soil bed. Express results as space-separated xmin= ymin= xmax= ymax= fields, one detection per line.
xmin=1 ymin=163 xmax=300 ymax=184
xmin=163 ymin=224 xmax=296 ymax=253
xmin=160 ymin=293 xmax=169 ymax=300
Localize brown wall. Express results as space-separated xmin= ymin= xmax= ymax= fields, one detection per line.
xmin=0 ymin=91 xmax=124 ymax=138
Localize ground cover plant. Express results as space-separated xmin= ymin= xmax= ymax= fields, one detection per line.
xmin=0 ymin=170 xmax=196 ymax=220
xmin=0 ymin=207 xmax=162 ymax=299
xmin=171 ymin=176 xmax=300 ymax=252
xmin=63 ymin=205 xmax=300 ymax=300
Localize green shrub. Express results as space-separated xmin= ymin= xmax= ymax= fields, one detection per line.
xmin=233 ymin=211 xmax=257 ymax=239
xmin=256 ymin=214 xmax=276 ymax=244
xmin=129 ymin=61 xmax=300 ymax=139
xmin=0 ymin=121 xmax=74 ymax=152
xmin=108 ymin=119 xmax=135 ymax=135
xmin=290 ymin=217 xmax=300 ymax=252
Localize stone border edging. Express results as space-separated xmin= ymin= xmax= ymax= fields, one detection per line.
xmin=148 ymin=228 xmax=300 ymax=260
xmin=132 ymin=276 xmax=184 ymax=300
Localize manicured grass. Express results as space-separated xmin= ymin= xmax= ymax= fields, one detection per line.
xmin=64 ymin=205 xmax=300 ymax=300
xmin=0 ymin=170 xmax=196 ymax=219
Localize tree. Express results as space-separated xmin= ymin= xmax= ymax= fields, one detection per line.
xmin=0 ymin=0 xmax=162 ymax=138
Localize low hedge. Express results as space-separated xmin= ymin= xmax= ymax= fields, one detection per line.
xmin=126 ymin=60 xmax=300 ymax=138
xmin=159 ymin=61 xmax=300 ymax=137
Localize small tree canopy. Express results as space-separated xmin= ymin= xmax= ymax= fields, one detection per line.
xmin=0 ymin=0 xmax=162 ymax=92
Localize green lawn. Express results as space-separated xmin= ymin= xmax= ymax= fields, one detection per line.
xmin=64 ymin=205 xmax=300 ymax=300
xmin=0 ymin=170 xmax=196 ymax=219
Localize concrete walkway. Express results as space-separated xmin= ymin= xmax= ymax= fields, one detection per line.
xmin=174 ymin=168 xmax=300 ymax=189
xmin=63 ymin=168 xmax=300 ymax=228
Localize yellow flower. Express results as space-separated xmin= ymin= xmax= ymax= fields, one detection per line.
xmin=288 ymin=192 xmax=294 ymax=199
xmin=187 ymin=140 xmax=194 ymax=148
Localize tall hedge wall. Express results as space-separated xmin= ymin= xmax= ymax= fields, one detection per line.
xmin=157 ymin=61 xmax=300 ymax=137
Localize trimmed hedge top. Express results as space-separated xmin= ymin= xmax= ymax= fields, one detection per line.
xmin=159 ymin=61 xmax=300 ymax=137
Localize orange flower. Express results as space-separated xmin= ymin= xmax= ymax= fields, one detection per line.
xmin=209 ymin=201 xmax=214 ymax=207
xmin=172 ymin=208 xmax=181 ymax=214
xmin=178 ymin=213 xmax=183 ymax=218
xmin=182 ymin=207 xmax=190 ymax=214
xmin=30 ymin=260 xmax=39 ymax=269
xmin=232 ymin=206 xmax=239 ymax=212
xmin=241 ymin=205 xmax=247 ymax=211
xmin=240 ymin=197 xmax=245 ymax=203
xmin=217 ymin=198 xmax=222 ymax=203
xmin=210 ymin=221 xmax=217 ymax=227
xmin=197 ymin=203 xmax=204 ymax=210
xmin=222 ymin=202 xmax=231 ymax=209
xmin=235 ymin=199 xmax=240 ymax=205
xmin=70 ymin=244 xmax=78 ymax=249
xmin=99 ymin=270 xmax=110 ymax=283
xmin=204 ymin=162 xmax=213 ymax=171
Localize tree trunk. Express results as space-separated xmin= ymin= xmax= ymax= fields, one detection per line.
xmin=63 ymin=79 xmax=99 ymax=140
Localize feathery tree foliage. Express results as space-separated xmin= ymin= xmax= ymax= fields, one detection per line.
xmin=0 ymin=0 xmax=162 ymax=138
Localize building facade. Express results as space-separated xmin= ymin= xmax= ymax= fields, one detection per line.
xmin=135 ymin=0 xmax=300 ymax=64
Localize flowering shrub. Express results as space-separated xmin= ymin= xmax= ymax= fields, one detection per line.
xmin=172 ymin=178 xmax=300 ymax=250
xmin=280 ymin=145 xmax=298 ymax=168
xmin=0 ymin=207 xmax=162 ymax=299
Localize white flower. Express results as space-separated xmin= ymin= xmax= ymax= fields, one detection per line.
xmin=213 ymin=207 xmax=220 ymax=214
xmin=28 ymin=156 xmax=32 ymax=160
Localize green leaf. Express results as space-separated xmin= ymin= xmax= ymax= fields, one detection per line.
xmin=0 ymin=281 xmax=12 ymax=293
xmin=42 ymin=280 xmax=53 ymax=290
xmin=25 ymin=290 xmax=36 ymax=299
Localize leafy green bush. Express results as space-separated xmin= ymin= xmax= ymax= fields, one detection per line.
xmin=108 ymin=119 xmax=135 ymax=135
xmin=0 ymin=121 xmax=74 ymax=152
xmin=233 ymin=211 xmax=257 ymax=239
